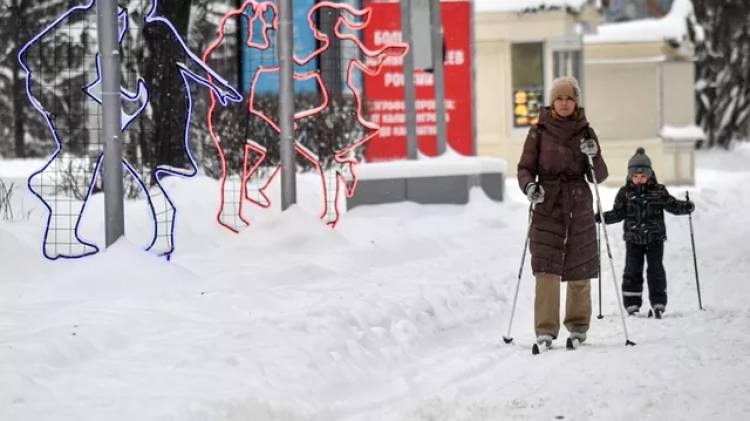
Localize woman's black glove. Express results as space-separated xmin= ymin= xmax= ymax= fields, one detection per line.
xmin=580 ymin=138 xmax=598 ymax=157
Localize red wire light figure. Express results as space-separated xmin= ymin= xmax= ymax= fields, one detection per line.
xmin=203 ymin=1 xmax=407 ymax=231
xmin=202 ymin=0 xmax=285 ymax=232
xmin=296 ymin=1 xmax=407 ymax=226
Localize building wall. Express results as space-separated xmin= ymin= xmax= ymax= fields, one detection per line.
xmin=660 ymin=60 xmax=697 ymax=185
xmin=475 ymin=39 xmax=510 ymax=159
xmin=475 ymin=10 xmax=581 ymax=179
xmin=662 ymin=61 xmax=696 ymax=127
xmin=585 ymin=42 xmax=697 ymax=184
xmin=586 ymin=61 xmax=659 ymax=140
xmin=474 ymin=9 xmax=697 ymax=186
xmin=585 ymin=42 xmax=664 ymax=60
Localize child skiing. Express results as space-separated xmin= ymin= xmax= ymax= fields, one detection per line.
xmin=596 ymin=147 xmax=694 ymax=318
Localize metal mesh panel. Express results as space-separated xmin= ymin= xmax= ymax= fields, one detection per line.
xmin=21 ymin=0 xmax=225 ymax=258
xmin=204 ymin=1 xmax=372 ymax=229
xmin=202 ymin=1 xmax=281 ymax=232
xmin=23 ymin=1 xmax=103 ymax=258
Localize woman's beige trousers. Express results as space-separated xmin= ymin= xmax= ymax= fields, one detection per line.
xmin=534 ymin=272 xmax=591 ymax=338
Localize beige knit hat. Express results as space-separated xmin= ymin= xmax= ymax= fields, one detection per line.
xmin=549 ymin=76 xmax=581 ymax=105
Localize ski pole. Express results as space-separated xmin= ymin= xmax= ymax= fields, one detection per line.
xmin=503 ymin=203 xmax=534 ymax=344
xmin=686 ymin=191 xmax=703 ymax=310
xmin=587 ymin=155 xmax=635 ymax=346
xmin=596 ymin=220 xmax=603 ymax=319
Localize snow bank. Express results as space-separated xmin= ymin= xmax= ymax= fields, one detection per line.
xmin=356 ymin=159 xmax=478 ymax=180
xmin=474 ymin=0 xmax=588 ymax=13
xmin=0 ymin=225 xmax=39 ymax=270
xmin=1 ymin=177 xmax=524 ymax=420
xmin=419 ymin=146 xmax=507 ymax=173
xmin=3 ymin=144 xmax=750 ymax=420
xmin=359 ymin=150 xmax=506 ymax=180
xmin=585 ymin=0 xmax=697 ymax=44
xmin=0 ymin=159 xmax=47 ymax=178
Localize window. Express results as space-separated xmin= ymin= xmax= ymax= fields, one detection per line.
xmin=511 ymin=42 xmax=544 ymax=128
xmin=553 ymin=50 xmax=582 ymax=81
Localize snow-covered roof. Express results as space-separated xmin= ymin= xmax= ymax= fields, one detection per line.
xmin=660 ymin=124 xmax=706 ymax=141
xmin=585 ymin=0 xmax=701 ymax=44
xmin=474 ymin=0 xmax=589 ymax=14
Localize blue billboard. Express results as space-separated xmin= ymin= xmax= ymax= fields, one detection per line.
xmin=240 ymin=0 xmax=318 ymax=94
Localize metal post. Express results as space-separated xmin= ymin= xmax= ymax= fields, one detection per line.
xmin=96 ymin=0 xmax=125 ymax=247
xmin=278 ymin=0 xmax=296 ymax=209
xmin=469 ymin=0 xmax=477 ymax=156
xmin=429 ymin=0 xmax=448 ymax=155
xmin=400 ymin=1 xmax=418 ymax=160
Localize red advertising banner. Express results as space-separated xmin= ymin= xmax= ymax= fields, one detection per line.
xmin=363 ymin=0 xmax=474 ymax=161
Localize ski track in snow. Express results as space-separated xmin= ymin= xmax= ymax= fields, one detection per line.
xmin=2 ymin=147 xmax=750 ymax=420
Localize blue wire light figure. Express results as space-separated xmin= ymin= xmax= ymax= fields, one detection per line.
xmin=18 ymin=0 xmax=242 ymax=259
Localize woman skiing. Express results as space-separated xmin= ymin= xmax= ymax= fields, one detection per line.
xmin=517 ymin=76 xmax=608 ymax=350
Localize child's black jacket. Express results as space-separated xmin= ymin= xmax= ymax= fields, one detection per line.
xmin=601 ymin=179 xmax=693 ymax=244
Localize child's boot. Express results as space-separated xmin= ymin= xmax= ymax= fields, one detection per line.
xmin=651 ymin=303 xmax=665 ymax=319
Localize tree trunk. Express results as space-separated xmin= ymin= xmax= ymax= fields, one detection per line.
xmin=143 ymin=0 xmax=192 ymax=175
xmin=11 ymin=0 xmax=26 ymax=158
xmin=693 ymin=0 xmax=750 ymax=148
xmin=12 ymin=66 xmax=25 ymax=158
xmin=236 ymin=0 xmax=244 ymax=91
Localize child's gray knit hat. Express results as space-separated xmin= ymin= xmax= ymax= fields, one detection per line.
xmin=628 ymin=147 xmax=653 ymax=177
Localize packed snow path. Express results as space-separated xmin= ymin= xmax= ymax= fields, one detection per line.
xmin=1 ymin=147 xmax=749 ymax=420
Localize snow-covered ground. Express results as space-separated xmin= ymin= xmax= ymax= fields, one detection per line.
xmin=2 ymin=145 xmax=749 ymax=420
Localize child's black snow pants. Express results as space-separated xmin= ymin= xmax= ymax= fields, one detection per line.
xmin=622 ymin=241 xmax=667 ymax=310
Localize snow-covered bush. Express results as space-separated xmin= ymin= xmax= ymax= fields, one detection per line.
xmin=692 ymin=0 xmax=750 ymax=148
xmin=0 ymin=178 xmax=14 ymax=221
xmin=199 ymin=94 xmax=365 ymax=179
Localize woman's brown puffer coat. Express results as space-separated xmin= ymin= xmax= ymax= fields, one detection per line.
xmin=517 ymin=107 xmax=608 ymax=281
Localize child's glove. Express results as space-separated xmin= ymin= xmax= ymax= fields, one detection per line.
xmin=580 ymin=138 xmax=598 ymax=157
xmin=594 ymin=212 xmax=601 ymax=223
xmin=525 ymin=182 xmax=545 ymax=204
xmin=686 ymin=200 xmax=695 ymax=213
